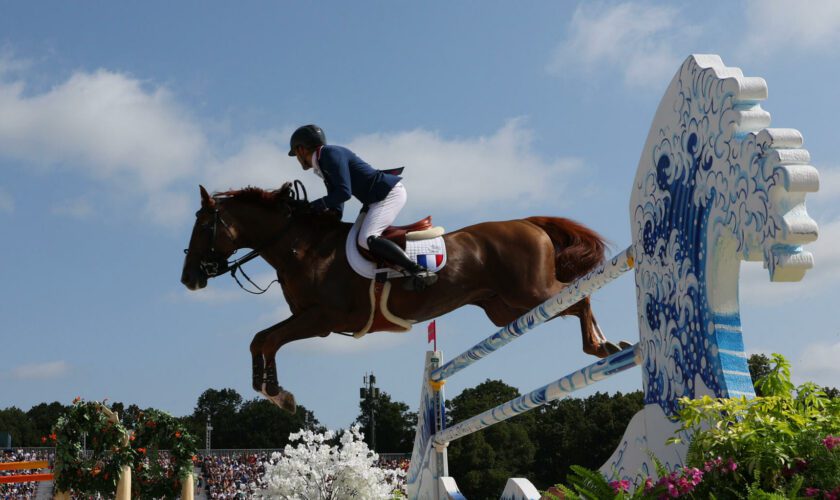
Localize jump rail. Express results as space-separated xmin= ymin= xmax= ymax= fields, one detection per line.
xmin=0 ymin=461 xmax=54 ymax=486
xmin=430 ymin=247 xmax=635 ymax=383
xmin=407 ymin=54 xmax=821 ymax=500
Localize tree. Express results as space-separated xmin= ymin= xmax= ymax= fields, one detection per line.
xmin=0 ymin=407 xmax=36 ymax=446
xmin=748 ymin=353 xmax=773 ymax=396
xmin=355 ymin=390 xmax=417 ymax=453
xmin=190 ymin=388 xmax=244 ymax=448
xmin=531 ymin=391 xmax=643 ymax=488
xmin=446 ymin=380 xmax=536 ymax=500
xmin=237 ymin=398 xmax=323 ymax=448
xmin=26 ymin=402 xmax=68 ymax=446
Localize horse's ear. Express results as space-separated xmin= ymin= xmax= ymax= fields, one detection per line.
xmin=199 ymin=185 xmax=215 ymax=208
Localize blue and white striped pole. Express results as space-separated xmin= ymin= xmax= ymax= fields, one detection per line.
xmin=433 ymin=343 xmax=641 ymax=446
xmin=430 ymin=246 xmax=635 ymax=383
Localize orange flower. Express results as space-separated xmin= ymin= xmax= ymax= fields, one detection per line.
xmin=138 ymin=447 xmax=146 ymax=454
xmin=41 ymin=436 xmax=47 ymax=444
xmin=130 ymin=435 xmax=136 ymax=441
xmin=73 ymin=396 xmax=81 ymax=404
xmin=49 ymin=433 xmax=57 ymax=441
xmin=192 ymin=455 xmax=198 ymax=462
xmin=174 ymin=432 xmax=182 ymax=438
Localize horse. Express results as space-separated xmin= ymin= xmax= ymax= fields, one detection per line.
xmin=181 ymin=182 xmax=621 ymax=412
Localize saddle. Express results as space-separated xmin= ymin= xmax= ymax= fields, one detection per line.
xmin=357 ymin=216 xmax=445 ymax=263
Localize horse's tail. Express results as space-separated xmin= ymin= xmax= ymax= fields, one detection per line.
xmin=525 ymin=216 xmax=607 ymax=283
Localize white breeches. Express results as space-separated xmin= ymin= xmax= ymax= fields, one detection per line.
xmin=358 ymin=182 xmax=407 ymax=249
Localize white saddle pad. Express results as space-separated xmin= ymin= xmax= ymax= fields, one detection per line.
xmin=346 ymin=213 xmax=448 ymax=280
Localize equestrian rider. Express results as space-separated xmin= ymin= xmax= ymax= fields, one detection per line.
xmin=288 ymin=124 xmax=438 ymax=291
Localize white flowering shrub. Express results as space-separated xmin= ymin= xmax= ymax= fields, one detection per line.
xmin=263 ymin=425 xmax=406 ymax=499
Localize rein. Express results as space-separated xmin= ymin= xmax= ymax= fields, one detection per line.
xmin=189 ymin=180 xmax=309 ymax=295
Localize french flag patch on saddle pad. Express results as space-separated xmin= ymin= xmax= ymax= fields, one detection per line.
xmin=416 ymin=253 xmax=444 ymax=270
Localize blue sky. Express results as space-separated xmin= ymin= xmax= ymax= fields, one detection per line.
xmin=1 ymin=1 xmax=838 ymax=433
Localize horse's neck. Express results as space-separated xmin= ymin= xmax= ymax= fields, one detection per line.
xmin=232 ymin=205 xmax=348 ymax=266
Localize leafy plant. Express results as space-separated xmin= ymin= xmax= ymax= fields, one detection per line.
xmin=51 ymin=399 xmax=135 ymax=497
xmin=130 ymin=408 xmax=198 ymax=499
xmin=549 ymin=354 xmax=840 ymax=498
xmin=674 ymin=354 xmax=840 ymax=493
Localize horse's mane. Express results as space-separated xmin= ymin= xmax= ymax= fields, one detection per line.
xmin=215 ymin=186 xmax=288 ymax=210
xmin=214 ymin=184 xmax=341 ymax=227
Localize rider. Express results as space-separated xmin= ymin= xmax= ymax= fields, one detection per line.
xmin=288 ymin=124 xmax=438 ymax=291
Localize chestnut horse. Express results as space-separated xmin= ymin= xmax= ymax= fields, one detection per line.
xmin=181 ymin=182 xmax=619 ymax=412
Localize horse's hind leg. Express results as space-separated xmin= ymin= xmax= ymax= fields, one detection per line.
xmin=563 ymin=297 xmax=620 ymax=358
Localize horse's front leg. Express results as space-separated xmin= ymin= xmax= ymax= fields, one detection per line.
xmin=250 ymin=309 xmax=334 ymax=413
xmin=250 ymin=316 xmax=295 ymax=395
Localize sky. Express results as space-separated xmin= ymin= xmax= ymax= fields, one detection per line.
xmin=1 ymin=1 xmax=838 ymax=435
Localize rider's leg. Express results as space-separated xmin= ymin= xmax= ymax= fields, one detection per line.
xmin=358 ymin=182 xmax=407 ymax=249
xmin=359 ymin=183 xmax=437 ymax=290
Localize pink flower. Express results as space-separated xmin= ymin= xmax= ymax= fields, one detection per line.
xmin=804 ymin=487 xmax=821 ymax=497
xmin=609 ymin=479 xmax=631 ymax=494
xmin=727 ymin=458 xmax=738 ymax=472
xmin=688 ymin=467 xmax=703 ymax=485
xmin=823 ymin=435 xmax=840 ymax=451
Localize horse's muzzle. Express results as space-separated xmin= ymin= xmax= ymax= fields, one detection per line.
xmin=181 ymin=265 xmax=208 ymax=291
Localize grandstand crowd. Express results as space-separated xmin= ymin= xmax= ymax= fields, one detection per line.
xmin=1 ymin=449 xmax=53 ymax=500
xmin=2 ymin=449 xmax=409 ymax=499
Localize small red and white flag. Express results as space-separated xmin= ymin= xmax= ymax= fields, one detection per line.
xmin=427 ymin=320 xmax=437 ymax=351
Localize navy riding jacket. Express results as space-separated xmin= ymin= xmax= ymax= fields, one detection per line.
xmin=310 ymin=145 xmax=401 ymax=213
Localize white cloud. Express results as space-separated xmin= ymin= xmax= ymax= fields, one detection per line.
xmin=51 ymin=196 xmax=94 ymax=219
xmin=0 ymin=59 xmax=582 ymax=228
xmin=205 ymin=132 xmax=294 ymax=193
xmin=0 ymin=70 xmax=207 ymax=190
xmin=741 ymin=0 xmax=840 ymax=56
xmin=11 ymin=360 xmax=70 ymax=380
xmin=797 ymin=341 xmax=840 ymax=385
xmin=741 ymin=215 xmax=840 ymax=304
xmin=0 ymin=187 xmax=13 ymax=213
xmin=347 ymin=119 xmax=582 ymax=214
xmin=548 ymin=2 xmax=693 ymax=88
xmin=814 ymin=166 xmax=840 ymax=207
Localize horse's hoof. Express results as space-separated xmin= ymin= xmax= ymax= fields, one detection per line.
xmin=618 ymin=341 xmax=633 ymax=350
xmin=263 ymin=388 xmax=297 ymax=414
xmin=599 ymin=341 xmax=621 ymax=357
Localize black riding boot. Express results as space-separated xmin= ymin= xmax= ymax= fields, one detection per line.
xmin=366 ymin=236 xmax=438 ymax=291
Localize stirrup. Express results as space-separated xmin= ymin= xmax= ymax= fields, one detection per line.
xmin=403 ymin=270 xmax=438 ymax=291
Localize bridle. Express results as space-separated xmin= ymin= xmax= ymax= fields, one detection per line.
xmin=184 ymin=181 xmax=308 ymax=294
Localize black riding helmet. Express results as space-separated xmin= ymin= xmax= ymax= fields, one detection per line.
xmin=288 ymin=124 xmax=326 ymax=156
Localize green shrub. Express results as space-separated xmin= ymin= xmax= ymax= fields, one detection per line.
xmin=548 ymin=354 xmax=840 ymax=498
